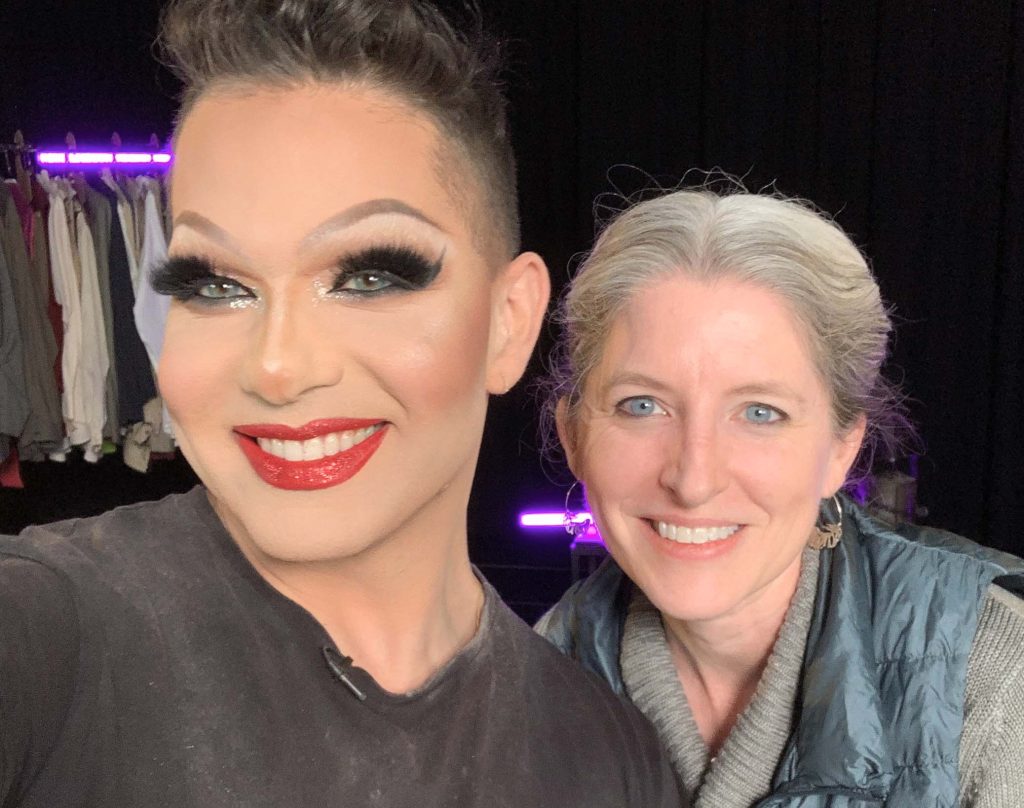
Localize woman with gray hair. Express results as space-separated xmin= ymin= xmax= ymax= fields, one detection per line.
xmin=538 ymin=188 xmax=1024 ymax=806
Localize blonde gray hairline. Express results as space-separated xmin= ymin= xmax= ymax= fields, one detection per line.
xmin=543 ymin=187 xmax=913 ymax=483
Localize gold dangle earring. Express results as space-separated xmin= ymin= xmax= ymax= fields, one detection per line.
xmin=809 ymin=494 xmax=843 ymax=550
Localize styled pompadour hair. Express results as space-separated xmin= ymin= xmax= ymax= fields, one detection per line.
xmin=159 ymin=0 xmax=520 ymax=258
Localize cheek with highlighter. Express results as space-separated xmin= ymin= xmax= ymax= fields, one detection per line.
xmin=334 ymin=281 xmax=494 ymax=458
xmin=159 ymin=305 xmax=256 ymax=487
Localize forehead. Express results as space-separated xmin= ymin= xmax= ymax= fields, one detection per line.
xmin=170 ymin=84 xmax=476 ymax=256
xmin=597 ymin=276 xmax=823 ymax=392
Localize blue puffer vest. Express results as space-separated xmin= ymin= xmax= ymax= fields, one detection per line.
xmin=538 ymin=499 xmax=1024 ymax=807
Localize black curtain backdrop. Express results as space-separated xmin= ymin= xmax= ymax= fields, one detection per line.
xmin=2 ymin=1 xmax=1022 ymax=618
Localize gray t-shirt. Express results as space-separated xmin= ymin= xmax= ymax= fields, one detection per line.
xmin=0 ymin=487 xmax=682 ymax=807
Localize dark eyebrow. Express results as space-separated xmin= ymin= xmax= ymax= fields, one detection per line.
xmin=173 ymin=199 xmax=447 ymax=258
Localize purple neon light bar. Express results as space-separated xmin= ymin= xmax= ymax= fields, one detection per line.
xmin=519 ymin=511 xmax=593 ymax=528
xmin=519 ymin=510 xmax=603 ymax=545
xmin=37 ymin=150 xmax=173 ymax=168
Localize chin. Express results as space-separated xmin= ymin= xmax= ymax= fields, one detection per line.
xmin=248 ymin=512 xmax=381 ymax=564
xmin=199 ymin=473 xmax=360 ymax=561
xmin=627 ymin=561 xmax=741 ymax=624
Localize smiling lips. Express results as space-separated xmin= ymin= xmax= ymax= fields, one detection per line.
xmin=234 ymin=418 xmax=388 ymax=491
xmin=655 ymin=521 xmax=740 ymax=545
xmin=647 ymin=517 xmax=745 ymax=560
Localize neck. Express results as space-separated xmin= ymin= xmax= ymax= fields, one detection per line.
xmin=662 ymin=554 xmax=803 ymax=753
xmin=215 ymin=492 xmax=485 ymax=695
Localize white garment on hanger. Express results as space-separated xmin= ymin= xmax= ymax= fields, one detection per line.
xmin=134 ymin=180 xmax=175 ymax=439
xmin=75 ymin=206 xmax=110 ymax=462
xmin=134 ymin=180 xmax=170 ymax=371
xmin=37 ymin=171 xmax=82 ymax=453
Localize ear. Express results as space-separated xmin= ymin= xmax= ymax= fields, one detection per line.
xmin=555 ymin=397 xmax=582 ymax=479
xmin=822 ymin=413 xmax=868 ymax=497
xmin=485 ymin=250 xmax=551 ymax=394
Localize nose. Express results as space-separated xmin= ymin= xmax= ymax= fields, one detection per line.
xmin=658 ymin=416 xmax=729 ymax=508
xmin=238 ymin=300 xmax=343 ymax=406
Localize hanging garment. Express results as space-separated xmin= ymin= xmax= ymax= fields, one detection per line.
xmin=113 ymin=174 xmax=144 ymax=287
xmin=136 ymin=177 xmax=175 ymax=442
xmin=74 ymin=203 xmax=110 ymax=462
xmin=83 ymin=184 xmax=119 ymax=441
xmin=101 ymin=170 xmax=140 ymax=294
xmin=31 ymin=175 xmax=63 ymax=393
xmin=4 ymin=178 xmax=32 ymax=247
xmin=127 ymin=177 xmax=146 ymax=271
xmin=92 ymin=183 xmax=157 ymax=426
xmin=0 ymin=182 xmax=62 ymax=461
xmin=5 ymin=179 xmax=61 ymax=425
xmin=161 ymin=174 xmax=172 ymax=242
xmin=37 ymin=171 xmax=83 ymax=453
xmin=0 ymin=236 xmax=29 ymax=456
xmin=134 ymin=178 xmax=170 ymax=373
xmin=63 ymin=188 xmax=81 ymax=289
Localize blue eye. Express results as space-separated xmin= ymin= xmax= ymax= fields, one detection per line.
xmin=617 ymin=396 xmax=665 ymax=418
xmin=151 ymin=256 xmax=256 ymax=304
xmin=335 ymin=271 xmax=394 ymax=294
xmin=196 ymin=280 xmax=251 ymax=300
xmin=328 ymin=245 xmax=442 ymax=296
xmin=743 ymin=403 xmax=783 ymax=424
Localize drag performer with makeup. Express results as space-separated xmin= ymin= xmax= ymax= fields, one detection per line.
xmin=0 ymin=2 xmax=682 ymax=806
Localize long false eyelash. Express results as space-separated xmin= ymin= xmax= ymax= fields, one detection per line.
xmin=150 ymin=255 xmax=249 ymax=301
xmin=150 ymin=245 xmax=443 ymax=302
xmin=330 ymin=244 xmax=445 ymax=294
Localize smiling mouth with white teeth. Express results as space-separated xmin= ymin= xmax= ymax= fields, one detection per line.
xmin=256 ymin=424 xmax=384 ymax=462
xmin=654 ymin=521 xmax=741 ymax=545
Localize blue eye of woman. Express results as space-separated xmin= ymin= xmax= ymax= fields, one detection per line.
xmin=743 ymin=403 xmax=783 ymax=424
xmin=617 ymin=396 xmax=664 ymax=418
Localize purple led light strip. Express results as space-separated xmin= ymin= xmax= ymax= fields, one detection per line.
xmin=519 ymin=511 xmax=593 ymax=528
xmin=36 ymin=151 xmax=172 ymax=168
xmin=519 ymin=510 xmax=603 ymax=543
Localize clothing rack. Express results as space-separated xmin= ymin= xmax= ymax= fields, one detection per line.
xmin=1 ymin=128 xmax=177 ymax=490
xmin=36 ymin=150 xmax=172 ymax=169
xmin=1 ymin=137 xmax=36 ymax=178
xmin=3 ymin=132 xmax=172 ymax=174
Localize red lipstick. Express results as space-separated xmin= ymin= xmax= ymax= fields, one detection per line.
xmin=233 ymin=419 xmax=388 ymax=491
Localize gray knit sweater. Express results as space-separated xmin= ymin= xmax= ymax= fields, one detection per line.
xmin=620 ymin=548 xmax=1024 ymax=807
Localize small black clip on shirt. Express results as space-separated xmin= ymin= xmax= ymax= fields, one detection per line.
xmin=321 ymin=646 xmax=367 ymax=702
